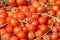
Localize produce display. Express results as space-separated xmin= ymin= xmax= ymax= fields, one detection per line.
xmin=0 ymin=0 xmax=60 ymax=40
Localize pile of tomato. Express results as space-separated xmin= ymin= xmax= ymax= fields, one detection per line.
xmin=0 ymin=0 xmax=60 ymax=40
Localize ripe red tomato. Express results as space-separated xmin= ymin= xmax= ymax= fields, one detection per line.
xmin=5 ymin=25 xmax=13 ymax=33
xmin=2 ymin=33 xmax=11 ymax=40
xmin=7 ymin=0 xmax=16 ymax=6
xmin=0 ymin=19 xmax=6 ymax=25
xmin=20 ymin=39 xmax=26 ymax=40
xmin=50 ymin=33 xmax=58 ymax=40
xmin=16 ymin=0 xmax=26 ymax=6
xmin=22 ymin=27 xmax=28 ymax=33
xmin=0 ymin=12 xmax=7 ymax=19
xmin=59 ymin=32 xmax=60 ymax=37
xmin=30 ymin=0 xmax=38 ymax=4
xmin=55 ymin=0 xmax=60 ymax=6
xmin=35 ymin=30 xmax=43 ymax=38
xmin=25 ymin=24 xmax=35 ymax=31
xmin=38 ymin=17 xmax=47 ymax=24
xmin=9 ymin=18 xmax=18 ymax=26
xmin=48 ymin=10 xmax=56 ymax=16
xmin=13 ymin=26 xmax=22 ymax=34
xmin=16 ymin=31 xmax=25 ymax=39
xmin=31 ymin=20 xmax=38 ymax=26
xmin=32 ymin=13 xmax=39 ymax=20
xmin=0 ymin=2 xmax=4 ymax=8
xmin=10 ymin=36 xmax=18 ymax=40
xmin=28 ymin=31 xmax=35 ymax=39
xmin=38 ymin=25 xmax=48 ymax=32
xmin=17 ymin=12 xmax=25 ymax=20
xmin=37 ymin=6 xmax=45 ymax=13
xmin=0 ymin=29 xmax=6 ymax=35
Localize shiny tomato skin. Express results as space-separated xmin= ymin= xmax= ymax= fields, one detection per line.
xmin=32 ymin=13 xmax=39 ymax=20
xmin=39 ymin=25 xmax=48 ymax=32
xmin=55 ymin=0 xmax=60 ymax=6
xmin=16 ymin=0 xmax=25 ymax=6
xmin=28 ymin=31 xmax=35 ymax=39
xmin=5 ymin=25 xmax=13 ymax=33
xmin=37 ymin=6 xmax=45 ymax=13
xmin=0 ymin=29 xmax=6 ymax=35
xmin=35 ymin=30 xmax=43 ymax=38
xmin=9 ymin=18 xmax=18 ymax=26
xmin=9 ymin=36 xmax=18 ymax=40
xmin=17 ymin=12 xmax=25 ymax=20
xmin=16 ymin=31 xmax=25 ymax=39
xmin=2 ymin=33 xmax=11 ymax=40
xmin=50 ymin=33 xmax=58 ymax=40
xmin=13 ymin=26 xmax=22 ymax=34
xmin=0 ymin=12 xmax=7 ymax=19
xmin=7 ymin=0 xmax=16 ymax=6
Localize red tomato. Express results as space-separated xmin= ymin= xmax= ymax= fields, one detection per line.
xmin=7 ymin=0 xmax=16 ymax=6
xmin=9 ymin=18 xmax=18 ymax=26
xmin=5 ymin=25 xmax=13 ymax=33
xmin=0 ymin=2 xmax=4 ymax=8
xmin=32 ymin=13 xmax=39 ymax=20
xmin=13 ymin=26 xmax=22 ymax=34
xmin=16 ymin=31 xmax=25 ymax=39
xmin=0 ymin=19 xmax=6 ymax=25
xmin=37 ymin=6 xmax=45 ymax=13
xmin=10 ymin=36 xmax=18 ymax=40
xmin=28 ymin=31 xmax=35 ymax=39
xmin=55 ymin=0 xmax=60 ymax=6
xmin=38 ymin=25 xmax=48 ymax=32
xmin=59 ymin=32 xmax=60 ymax=37
xmin=50 ymin=33 xmax=58 ymax=40
xmin=16 ymin=0 xmax=26 ymax=6
xmin=22 ymin=27 xmax=28 ymax=33
xmin=35 ymin=30 xmax=43 ymax=38
xmin=0 ymin=29 xmax=6 ymax=35
xmin=0 ymin=12 xmax=7 ymax=19
xmin=38 ymin=17 xmax=47 ymax=24
xmin=17 ymin=12 xmax=25 ymax=20
xmin=2 ymin=33 xmax=11 ymax=40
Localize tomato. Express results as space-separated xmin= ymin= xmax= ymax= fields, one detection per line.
xmin=30 ymin=7 xmax=37 ymax=13
xmin=20 ymin=39 xmax=26 ymax=40
xmin=5 ymin=25 xmax=13 ymax=33
xmin=43 ymin=35 xmax=50 ymax=40
xmin=48 ymin=10 xmax=56 ymax=16
xmin=11 ymin=7 xmax=19 ymax=13
xmin=0 ymin=9 xmax=6 ymax=13
xmin=0 ymin=2 xmax=4 ymax=8
xmin=31 ymin=20 xmax=38 ymax=26
xmin=38 ymin=17 xmax=47 ymax=24
xmin=25 ymin=24 xmax=35 ymax=31
xmin=52 ymin=5 xmax=59 ymax=11
xmin=0 ymin=29 xmax=6 ymax=35
xmin=17 ymin=12 xmax=25 ymax=20
xmin=2 ymin=33 xmax=11 ymax=40
xmin=20 ymin=6 xmax=29 ymax=12
xmin=50 ymin=33 xmax=58 ymax=40
xmin=0 ymin=12 xmax=7 ymax=19
xmin=59 ymin=32 xmax=60 ymax=37
xmin=56 ymin=10 xmax=60 ymax=17
xmin=35 ymin=30 xmax=43 ymax=38
xmin=32 ymin=13 xmax=39 ymax=20
xmin=56 ymin=19 xmax=60 ymax=25
xmin=9 ymin=18 xmax=18 ymax=26
xmin=13 ymin=26 xmax=22 ymax=34
xmin=0 ymin=19 xmax=6 ymax=25
xmin=10 ymin=36 xmax=18 ymax=40
xmin=38 ymin=25 xmax=48 ymax=32
xmin=47 ymin=18 xmax=53 ymax=25
xmin=16 ymin=31 xmax=25 ymax=39
xmin=55 ymin=0 xmax=60 ymax=6
xmin=37 ymin=6 xmax=45 ymax=13
xmin=7 ymin=0 xmax=16 ymax=6
xmin=30 ymin=0 xmax=38 ymax=4
xmin=22 ymin=27 xmax=28 ymax=33
xmin=16 ymin=0 xmax=26 ymax=6
xmin=28 ymin=31 xmax=35 ymax=39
